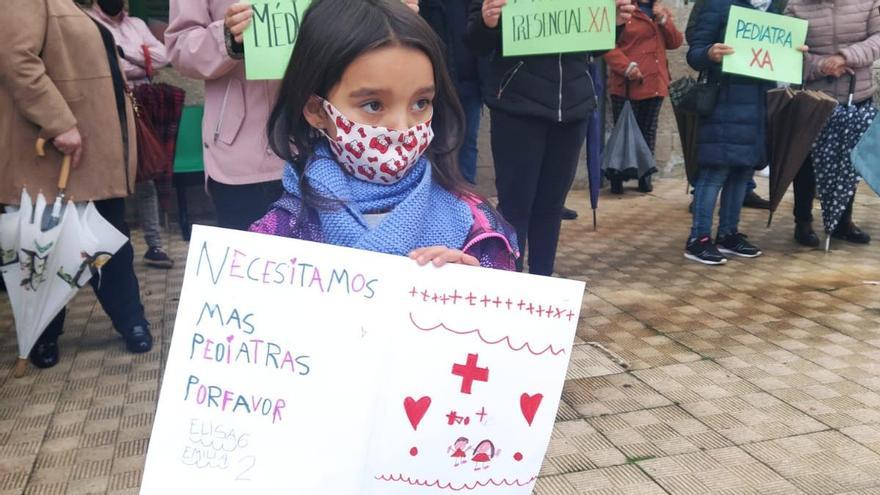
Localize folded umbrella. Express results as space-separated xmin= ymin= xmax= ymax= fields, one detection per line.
xmin=586 ymin=61 xmax=604 ymax=230
xmin=766 ymin=88 xmax=838 ymax=226
xmin=811 ymin=76 xmax=878 ymax=251
xmin=0 ymin=142 xmax=128 ymax=377
xmin=602 ymin=82 xmax=657 ymax=186
xmin=673 ymin=106 xmax=700 ymax=190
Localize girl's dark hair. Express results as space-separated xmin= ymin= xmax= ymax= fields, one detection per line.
xmin=475 ymin=439 xmax=495 ymax=457
xmin=267 ymin=0 xmax=469 ymax=203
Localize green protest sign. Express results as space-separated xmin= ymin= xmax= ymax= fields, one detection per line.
xmin=244 ymin=0 xmax=311 ymax=80
xmin=502 ymin=0 xmax=617 ymax=57
xmin=721 ymin=5 xmax=808 ymax=85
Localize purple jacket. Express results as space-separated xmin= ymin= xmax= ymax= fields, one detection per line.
xmin=249 ymin=193 xmax=519 ymax=271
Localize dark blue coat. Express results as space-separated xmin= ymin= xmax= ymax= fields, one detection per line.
xmin=686 ymin=0 xmax=777 ymax=169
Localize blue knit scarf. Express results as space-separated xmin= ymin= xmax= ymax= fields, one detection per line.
xmin=282 ymin=145 xmax=473 ymax=256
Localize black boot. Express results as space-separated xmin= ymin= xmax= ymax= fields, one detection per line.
xmin=123 ymin=324 xmax=153 ymax=353
xmin=794 ymin=222 xmax=820 ymax=247
xmin=561 ymin=207 xmax=578 ymax=221
xmin=29 ymin=333 xmax=60 ymax=369
xmin=743 ymin=191 xmax=770 ymax=209
xmin=832 ymin=222 xmax=871 ymax=244
xmin=638 ymin=175 xmax=653 ymax=193
xmin=610 ymin=178 xmax=624 ymax=195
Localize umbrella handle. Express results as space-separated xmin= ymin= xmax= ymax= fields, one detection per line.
xmin=35 ymin=138 xmax=72 ymax=191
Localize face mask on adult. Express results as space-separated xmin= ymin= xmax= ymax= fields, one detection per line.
xmin=97 ymin=0 xmax=125 ymax=17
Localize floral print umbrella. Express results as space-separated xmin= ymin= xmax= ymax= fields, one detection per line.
xmin=811 ymin=87 xmax=877 ymax=250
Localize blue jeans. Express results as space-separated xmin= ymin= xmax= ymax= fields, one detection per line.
xmin=458 ymin=85 xmax=483 ymax=184
xmin=690 ymin=166 xmax=754 ymax=240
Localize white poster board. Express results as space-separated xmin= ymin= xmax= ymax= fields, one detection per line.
xmin=141 ymin=225 xmax=585 ymax=494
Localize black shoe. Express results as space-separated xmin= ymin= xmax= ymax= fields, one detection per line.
xmin=638 ymin=176 xmax=653 ymax=193
xmin=832 ymin=223 xmax=871 ymax=244
xmin=29 ymin=338 xmax=59 ymax=369
xmin=610 ymin=179 xmax=624 ymax=195
xmin=144 ymin=247 xmax=174 ymax=269
xmin=717 ymin=232 xmax=763 ymax=258
xmin=124 ymin=325 xmax=153 ymax=354
xmin=685 ymin=236 xmax=728 ymax=265
xmin=794 ymin=222 xmax=820 ymax=247
xmin=561 ymin=207 xmax=578 ymax=221
xmin=743 ymin=191 xmax=770 ymax=210
xmin=688 ymin=199 xmax=694 ymax=214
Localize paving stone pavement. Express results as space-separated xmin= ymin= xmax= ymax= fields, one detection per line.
xmin=0 ymin=177 xmax=878 ymax=494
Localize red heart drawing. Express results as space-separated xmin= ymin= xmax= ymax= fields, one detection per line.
xmin=404 ymin=396 xmax=431 ymax=430
xmin=520 ymin=393 xmax=543 ymax=426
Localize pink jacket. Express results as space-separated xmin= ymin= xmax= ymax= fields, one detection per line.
xmin=87 ymin=7 xmax=169 ymax=84
xmin=164 ymin=0 xmax=284 ymax=185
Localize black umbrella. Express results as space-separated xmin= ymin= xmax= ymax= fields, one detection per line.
xmin=811 ymin=76 xmax=878 ymax=251
xmin=601 ymin=83 xmax=657 ymax=184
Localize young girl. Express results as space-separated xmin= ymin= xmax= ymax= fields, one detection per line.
xmin=249 ymin=0 xmax=517 ymax=271
xmin=684 ymin=0 xmax=777 ymax=265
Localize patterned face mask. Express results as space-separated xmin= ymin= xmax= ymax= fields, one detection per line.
xmin=320 ymin=99 xmax=434 ymax=185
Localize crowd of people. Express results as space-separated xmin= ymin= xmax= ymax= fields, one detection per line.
xmin=0 ymin=0 xmax=876 ymax=369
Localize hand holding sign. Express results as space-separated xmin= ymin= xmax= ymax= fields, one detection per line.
xmin=721 ymin=6 xmax=808 ymax=85
xmin=482 ymin=0 xmax=507 ymax=29
xmin=709 ymin=43 xmax=736 ymax=63
xmin=615 ymin=0 xmax=636 ymax=25
xmin=225 ymin=3 xmax=253 ymax=44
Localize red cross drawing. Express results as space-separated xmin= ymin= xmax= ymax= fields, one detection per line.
xmin=451 ymin=353 xmax=489 ymax=394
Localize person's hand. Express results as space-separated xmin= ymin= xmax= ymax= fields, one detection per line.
xmin=708 ymin=43 xmax=735 ymax=63
xmin=403 ymin=0 xmax=419 ymax=13
xmin=482 ymin=0 xmax=507 ymax=29
xmin=653 ymin=3 xmax=672 ymax=23
xmin=626 ymin=66 xmax=643 ymax=81
xmin=52 ymin=127 xmax=83 ymax=168
xmin=410 ymin=247 xmax=480 ymax=267
xmin=797 ymin=45 xmax=809 ymax=53
xmin=225 ymin=3 xmax=253 ymax=44
xmin=820 ymin=54 xmax=849 ymax=77
xmin=616 ymin=0 xmax=636 ymax=25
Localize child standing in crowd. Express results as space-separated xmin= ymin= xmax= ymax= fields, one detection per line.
xmin=604 ymin=0 xmax=683 ymax=195
xmin=165 ymin=1 xmax=285 ymax=232
xmin=88 ymin=0 xmax=175 ymax=269
xmin=684 ymin=0 xmax=785 ymax=265
xmin=250 ymin=0 xmax=518 ymax=271
xmin=467 ymin=0 xmax=635 ymax=276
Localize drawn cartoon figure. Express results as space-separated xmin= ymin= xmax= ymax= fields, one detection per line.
xmin=19 ymin=248 xmax=49 ymax=291
xmin=57 ymin=251 xmax=113 ymax=289
xmin=471 ymin=439 xmax=500 ymax=471
xmin=447 ymin=437 xmax=470 ymax=467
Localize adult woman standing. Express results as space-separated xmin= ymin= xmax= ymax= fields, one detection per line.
xmin=604 ymin=0 xmax=683 ymax=194
xmin=785 ymin=0 xmax=878 ymax=247
xmin=0 ymin=0 xmax=152 ymax=367
xmin=165 ymin=1 xmax=285 ymax=231
xmin=468 ymin=0 xmax=635 ymax=276
xmin=684 ymin=0 xmax=779 ymax=265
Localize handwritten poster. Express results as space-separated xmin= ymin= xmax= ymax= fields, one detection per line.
xmin=244 ymin=0 xmax=312 ymax=80
xmin=722 ymin=6 xmax=808 ymax=85
xmin=502 ymin=0 xmax=616 ymax=57
xmin=140 ymin=225 xmax=585 ymax=494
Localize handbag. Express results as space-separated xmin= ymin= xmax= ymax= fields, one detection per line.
xmin=670 ymin=72 xmax=719 ymax=117
xmin=128 ymin=88 xmax=167 ymax=183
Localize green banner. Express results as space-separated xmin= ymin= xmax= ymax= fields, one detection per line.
xmin=502 ymin=0 xmax=617 ymax=57
xmin=244 ymin=0 xmax=312 ymax=80
xmin=721 ymin=5 xmax=808 ymax=85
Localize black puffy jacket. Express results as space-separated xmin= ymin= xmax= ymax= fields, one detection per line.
xmin=466 ymin=0 xmax=617 ymax=123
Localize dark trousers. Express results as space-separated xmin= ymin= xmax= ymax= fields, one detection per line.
xmin=207 ymin=178 xmax=283 ymax=231
xmin=458 ymin=85 xmax=483 ymax=184
xmin=793 ymin=155 xmax=855 ymax=226
xmin=491 ymin=110 xmax=588 ymax=276
xmin=41 ymin=198 xmax=146 ymax=341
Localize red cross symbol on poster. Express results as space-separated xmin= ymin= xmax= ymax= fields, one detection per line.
xmin=451 ymin=353 xmax=489 ymax=394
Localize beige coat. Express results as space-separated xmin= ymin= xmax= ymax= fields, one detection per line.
xmin=0 ymin=0 xmax=137 ymax=205
xmin=786 ymin=0 xmax=880 ymax=103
